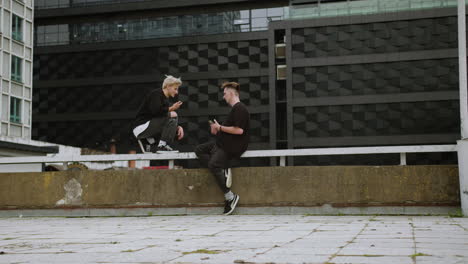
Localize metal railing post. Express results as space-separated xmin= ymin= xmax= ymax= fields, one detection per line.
xmin=399 ymin=153 xmax=407 ymax=166
xmin=280 ymin=156 xmax=286 ymax=166
xmin=458 ymin=0 xmax=468 ymax=217
xmin=459 ymin=0 xmax=468 ymax=139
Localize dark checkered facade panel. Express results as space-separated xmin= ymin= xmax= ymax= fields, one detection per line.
xmin=35 ymin=49 xmax=163 ymax=80
xmin=33 ymin=83 xmax=154 ymax=114
xmin=292 ymin=59 xmax=458 ymax=98
xmin=293 ymin=101 xmax=459 ymax=138
xmin=32 ymin=119 xmax=133 ymax=150
xmin=33 ymin=40 xmax=269 ymax=80
xmin=406 ymin=152 xmax=458 ymax=165
xmin=294 ymin=152 xmax=458 ymax=166
xmin=179 ymin=76 xmax=269 ymax=109
xmin=292 ymin=17 xmax=457 ymax=58
xmin=294 ymin=154 xmax=400 ymax=166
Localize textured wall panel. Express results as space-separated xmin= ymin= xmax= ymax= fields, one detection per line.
xmin=292 ymin=17 xmax=457 ymax=59
xmin=294 ymin=154 xmax=400 ymax=166
xmin=32 ymin=119 xmax=133 ymax=151
xmin=294 ymin=152 xmax=458 ymax=166
xmin=292 ymin=59 xmax=458 ymax=98
xmin=293 ymin=101 xmax=459 ymax=138
xmin=33 ymin=83 xmax=153 ymax=114
xmin=179 ymin=76 xmax=270 ymax=109
xmin=33 ymin=40 xmax=269 ymax=80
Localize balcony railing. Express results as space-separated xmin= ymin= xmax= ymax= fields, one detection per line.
xmin=286 ymin=0 xmax=459 ymax=20
xmin=35 ymin=0 xmax=152 ymax=10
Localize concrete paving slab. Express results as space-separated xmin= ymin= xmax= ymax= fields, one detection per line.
xmin=332 ymin=256 xmax=413 ymax=264
xmin=416 ymin=256 xmax=468 ymax=264
xmin=0 ymin=215 xmax=467 ymax=264
xmin=249 ymin=253 xmax=331 ymax=263
xmin=416 ymin=242 xmax=468 ymax=249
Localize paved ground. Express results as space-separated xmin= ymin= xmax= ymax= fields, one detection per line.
xmin=0 ymin=215 xmax=467 ymax=264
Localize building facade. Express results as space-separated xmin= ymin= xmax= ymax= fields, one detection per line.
xmin=0 ymin=0 xmax=34 ymax=140
xmin=32 ymin=0 xmax=461 ymax=166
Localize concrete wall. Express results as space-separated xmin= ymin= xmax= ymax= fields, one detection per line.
xmin=0 ymin=166 xmax=459 ymax=214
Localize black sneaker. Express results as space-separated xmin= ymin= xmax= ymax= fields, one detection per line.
xmin=223 ymin=194 xmax=240 ymax=215
xmin=144 ymin=144 xmax=151 ymax=153
xmin=145 ymin=144 xmax=158 ymax=153
xmin=225 ymin=168 xmax=232 ymax=188
xmin=156 ymin=144 xmax=179 ymax=153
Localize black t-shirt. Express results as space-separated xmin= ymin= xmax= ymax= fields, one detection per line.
xmin=133 ymin=89 xmax=169 ymax=128
xmin=216 ymin=102 xmax=250 ymax=158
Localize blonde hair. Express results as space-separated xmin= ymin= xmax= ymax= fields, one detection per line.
xmin=162 ymin=75 xmax=182 ymax=89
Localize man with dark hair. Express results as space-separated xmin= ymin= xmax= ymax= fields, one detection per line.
xmin=195 ymin=82 xmax=250 ymax=215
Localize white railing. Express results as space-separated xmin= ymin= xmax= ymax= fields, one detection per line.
xmin=0 ymin=144 xmax=457 ymax=169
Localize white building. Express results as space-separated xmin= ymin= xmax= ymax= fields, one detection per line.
xmin=0 ymin=0 xmax=33 ymax=139
xmin=0 ymin=0 xmax=45 ymax=171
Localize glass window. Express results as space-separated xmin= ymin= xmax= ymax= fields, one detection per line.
xmin=251 ymin=8 xmax=267 ymax=18
xmin=267 ymin=7 xmax=284 ymax=17
xmin=11 ymin=56 xmax=22 ymax=83
xmin=240 ymin=10 xmax=250 ymax=19
xmin=10 ymin=97 xmax=21 ymax=124
xmin=207 ymin=14 xmax=220 ymax=26
xmin=36 ymin=25 xmax=45 ymax=34
xmin=251 ymin=17 xmax=268 ymax=30
xmin=34 ymin=7 xmax=289 ymax=45
xmin=12 ymin=14 xmax=23 ymax=42
xmin=240 ymin=24 xmax=250 ymax=32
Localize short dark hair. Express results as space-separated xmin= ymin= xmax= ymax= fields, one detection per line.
xmin=221 ymin=82 xmax=240 ymax=93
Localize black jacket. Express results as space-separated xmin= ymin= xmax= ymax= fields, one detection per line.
xmin=134 ymin=89 xmax=169 ymax=128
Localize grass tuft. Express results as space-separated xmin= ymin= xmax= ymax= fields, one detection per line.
xmin=182 ymin=249 xmax=223 ymax=255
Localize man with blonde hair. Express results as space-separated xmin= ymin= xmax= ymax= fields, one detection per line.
xmin=133 ymin=75 xmax=184 ymax=153
xmin=195 ymin=82 xmax=250 ymax=215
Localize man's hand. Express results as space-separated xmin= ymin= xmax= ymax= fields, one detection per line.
xmin=177 ymin=126 xmax=184 ymax=140
xmin=210 ymin=124 xmax=218 ymax=135
xmin=210 ymin=119 xmax=220 ymax=135
xmin=169 ymin=101 xmax=183 ymax=112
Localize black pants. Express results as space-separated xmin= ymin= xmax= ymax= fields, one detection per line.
xmin=195 ymin=141 xmax=231 ymax=194
xmin=136 ymin=116 xmax=178 ymax=144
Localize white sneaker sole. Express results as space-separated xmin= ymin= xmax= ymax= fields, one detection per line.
xmin=224 ymin=195 xmax=239 ymax=216
xmin=225 ymin=168 xmax=232 ymax=188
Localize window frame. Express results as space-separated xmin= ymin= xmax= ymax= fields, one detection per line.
xmin=10 ymin=97 xmax=22 ymax=124
xmin=11 ymin=56 xmax=23 ymax=83
xmin=12 ymin=14 xmax=23 ymax=42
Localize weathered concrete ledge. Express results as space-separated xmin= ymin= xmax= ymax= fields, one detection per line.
xmin=0 ymin=166 xmax=460 ymax=216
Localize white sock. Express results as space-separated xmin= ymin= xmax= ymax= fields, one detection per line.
xmin=224 ymin=191 xmax=234 ymax=201
xmin=147 ymin=138 xmax=155 ymax=144
xmin=158 ymin=140 xmax=167 ymax=147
